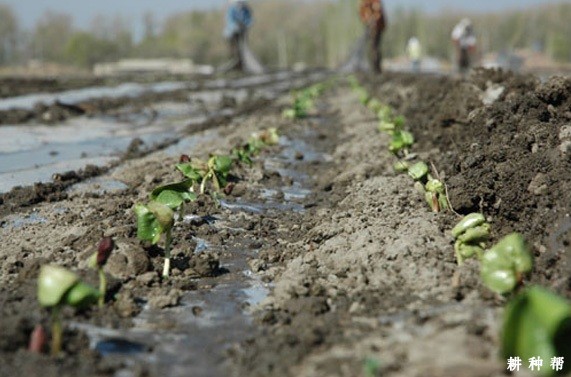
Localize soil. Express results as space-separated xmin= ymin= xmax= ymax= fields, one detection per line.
xmin=0 ymin=69 xmax=569 ymax=377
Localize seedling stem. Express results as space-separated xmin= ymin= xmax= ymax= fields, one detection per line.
xmin=163 ymin=228 xmax=173 ymax=278
xmin=50 ymin=307 xmax=62 ymax=357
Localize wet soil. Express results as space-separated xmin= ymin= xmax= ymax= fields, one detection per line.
xmin=0 ymin=70 xmax=570 ymax=377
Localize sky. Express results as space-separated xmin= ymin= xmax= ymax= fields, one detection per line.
xmin=1 ymin=0 xmax=568 ymax=35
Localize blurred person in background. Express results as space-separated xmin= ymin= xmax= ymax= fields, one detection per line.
xmin=224 ymin=0 xmax=253 ymax=72
xmin=406 ymin=37 xmax=422 ymax=73
xmin=359 ymin=0 xmax=387 ymax=74
xmin=451 ymin=18 xmax=477 ymax=75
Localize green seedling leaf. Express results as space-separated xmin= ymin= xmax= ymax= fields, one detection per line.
xmin=502 ymin=286 xmax=571 ymax=376
xmin=63 ymin=281 xmax=100 ymax=309
xmin=367 ymin=99 xmax=383 ymax=113
xmin=457 ymin=223 xmax=490 ymax=244
xmin=389 ymin=130 xmax=414 ymax=154
xmin=134 ymin=202 xmax=174 ymax=244
xmin=210 ymin=155 xmax=233 ymax=174
xmin=37 ymin=265 xmax=101 ymax=356
xmin=481 ymin=233 xmax=533 ymax=294
xmin=378 ymin=120 xmax=396 ymax=133
xmin=455 ymin=241 xmax=485 ymax=262
xmin=452 ymin=213 xmax=486 ymax=238
xmin=377 ymin=106 xmax=393 ymax=122
xmin=393 ymin=161 xmax=409 ymax=173
xmin=393 ymin=115 xmax=406 ymax=130
xmin=37 ymin=265 xmax=79 ymax=308
xmin=425 ymin=179 xmax=444 ymax=194
xmin=408 ymin=162 xmax=429 ymax=181
xmin=247 ymin=137 xmax=266 ymax=155
xmin=151 ymin=179 xmax=196 ymax=209
xmin=231 ymin=148 xmax=253 ymax=165
xmin=176 ymin=163 xmax=204 ymax=181
xmin=452 ymin=214 xmax=489 ymax=264
xmin=134 ymin=204 xmax=161 ymax=244
xmin=363 ymin=357 xmax=381 ymax=377
xmin=282 ymin=108 xmax=297 ymax=120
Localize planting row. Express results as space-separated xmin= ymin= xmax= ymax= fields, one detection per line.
xmin=352 ymin=77 xmax=570 ymax=376
xmin=33 ymin=123 xmax=285 ymax=357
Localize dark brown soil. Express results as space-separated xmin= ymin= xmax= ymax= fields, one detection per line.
xmin=361 ymin=70 xmax=571 ymax=296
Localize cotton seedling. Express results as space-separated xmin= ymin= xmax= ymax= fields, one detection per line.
xmin=231 ymin=128 xmax=280 ymax=166
xmin=134 ymin=201 xmax=175 ymax=278
xmin=282 ymin=91 xmax=313 ymax=119
xmin=502 ymin=286 xmax=571 ymax=376
xmin=379 ymin=115 xmax=406 ymax=134
xmin=451 ymin=213 xmax=490 ymax=265
xmin=151 ymin=179 xmax=197 ymax=212
xmin=87 ymin=237 xmax=115 ymax=307
xmin=481 ymin=233 xmax=532 ymax=294
xmin=37 ymin=265 xmax=100 ymax=356
xmin=389 ymin=130 xmax=415 ymax=156
xmin=199 ymin=155 xmax=233 ymax=195
xmin=425 ymin=179 xmax=449 ymax=213
xmin=407 ymin=161 xmax=429 ymax=182
xmin=367 ymin=98 xmax=384 ymax=114
xmin=175 ymin=155 xmax=232 ymax=195
xmin=377 ymin=105 xmax=393 ymax=124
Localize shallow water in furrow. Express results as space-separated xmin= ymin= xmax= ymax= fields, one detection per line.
xmin=68 ymin=125 xmax=326 ymax=377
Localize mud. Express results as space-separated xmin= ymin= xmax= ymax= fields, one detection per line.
xmin=0 ymin=70 xmax=569 ymax=377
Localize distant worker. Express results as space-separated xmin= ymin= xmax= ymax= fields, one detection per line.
xmin=359 ymin=0 xmax=387 ymax=74
xmin=451 ymin=18 xmax=477 ymax=75
xmin=224 ymin=0 xmax=253 ymax=72
xmin=406 ymin=37 xmax=422 ymax=73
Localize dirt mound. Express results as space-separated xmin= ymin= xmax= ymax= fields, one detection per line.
xmin=363 ymin=70 xmax=571 ymax=295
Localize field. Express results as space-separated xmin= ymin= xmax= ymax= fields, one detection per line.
xmin=0 ymin=69 xmax=569 ymax=377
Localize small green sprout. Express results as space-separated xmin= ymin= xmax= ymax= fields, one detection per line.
xmin=363 ymin=357 xmax=382 ymax=377
xmin=38 ymin=265 xmax=100 ymax=356
xmin=231 ymin=128 xmax=279 ymax=166
xmin=451 ymin=213 xmax=486 ymax=237
xmin=389 ymin=130 xmax=414 ymax=156
xmin=175 ymin=155 xmax=233 ymax=195
xmin=367 ymin=98 xmax=383 ymax=114
xmin=231 ymin=147 xmax=253 ymax=166
xmin=200 ymin=155 xmax=233 ymax=195
xmin=377 ymin=106 xmax=393 ymax=123
xmin=378 ymin=115 xmax=405 ymax=134
xmin=425 ymin=178 xmax=449 ymax=213
xmin=481 ymin=233 xmax=533 ymax=294
xmin=451 ymin=213 xmax=490 ymax=265
xmin=87 ymin=237 xmax=115 ymax=308
xmin=502 ymin=286 xmax=571 ymax=376
xmin=282 ymin=91 xmax=313 ymax=119
xmin=407 ymin=161 xmax=429 ymax=182
xmin=151 ymin=179 xmax=197 ymax=210
xmin=176 ymin=162 xmax=203 ymax=183
xmin=393 ymin=160 xmax=409 ymax=173
xmin=134 ymin=202 xmax=175 ymax=278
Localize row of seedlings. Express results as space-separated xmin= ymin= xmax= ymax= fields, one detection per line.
xmin=34 ymin=127 xmax=280 ymax=356
xmin=352 ymin=79 xmax=570 ymax=376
